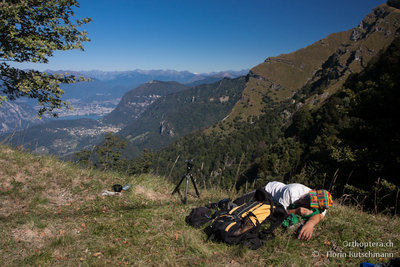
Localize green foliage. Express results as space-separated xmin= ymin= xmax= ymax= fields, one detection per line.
xmin=0 ymin=0 xmax=91 ymax=116
xmin=342 ymin=179 xmax=400 ymax=215
xmin=75 ymin=135 xmax=153 ymax=176
xmin=75 ymin=133 xmax=128 ymax=172
xmin=95 ymin=133 xmax=126 ymax=171
xmin=74 ymin=148 xmax=93 ymax=168
xmin=256 ymin=138 xmax=304 ymax=183
xmin=117 ymin=149 xmax=154 ymax=175
xmin=285 ymin=107 xmax=314 ymax=142
xmin=339 ymin=38 xmax=400 ymax=186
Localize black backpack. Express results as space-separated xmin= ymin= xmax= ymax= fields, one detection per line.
xmin=207 ymin=187 xmax=287 ymax=249
xmin=185 ymin=207 xmax=212 ymax=228
xmin=185 ymin=199 xmax=238 ymax=228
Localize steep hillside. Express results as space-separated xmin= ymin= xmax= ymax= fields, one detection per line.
xmin=0 ymin=145 xmax=398 ymax=266
xmin=102 ymin=81 xmax=189 ymax=127
xmin=117 ymin=77 xmax=246 ymax=154
xmin=227 ymin=4 xmax=400 ymax=123
xmin=280 ymin=34 xmax=400 ymax=213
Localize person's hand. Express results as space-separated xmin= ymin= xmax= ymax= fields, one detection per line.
xmin=296 ymin=207 xmax=313 ymax=216
xmin=298 ymin=222 xmax=314 ymax=240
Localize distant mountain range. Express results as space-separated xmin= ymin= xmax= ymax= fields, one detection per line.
xmin=52 ymin=68 xmax=248 ymax=100
xmin=0 ymin=69 xmax=248 ymax=133
xmin=58 ymin=69 xmax=248 ymax=83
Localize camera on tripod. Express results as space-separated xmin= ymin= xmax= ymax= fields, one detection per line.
xmin=185 ymin=159 xmax=194 ymax=170
xmin=171 ymin=159 xmax=200 ymax=204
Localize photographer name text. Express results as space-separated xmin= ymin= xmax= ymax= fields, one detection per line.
xmin=312 ymin=240 xmax=396 ymax=259
xmin=325 ymin=250 xmax=394 ymax=258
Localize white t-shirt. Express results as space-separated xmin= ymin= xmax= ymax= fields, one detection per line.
xmin=264 ymin=181 xmax=326 ymax=216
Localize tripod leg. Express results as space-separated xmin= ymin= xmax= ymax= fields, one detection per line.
xmin=184 ymin=174 xmax=189 ymax=204
xmin=172 ymin=175 xmax=186 ymax=195
xmin=190 ymin=174 xmax=200 ymax=198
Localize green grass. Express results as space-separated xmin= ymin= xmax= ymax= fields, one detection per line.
xmin=0 ymin=145 xmax=399 ymax=266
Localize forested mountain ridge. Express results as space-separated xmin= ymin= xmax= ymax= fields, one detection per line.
xmin=101 ymin=81 xmax=190 ymax=127
xmin=225 ymin=4 xmax=400 ymax=127
xmin=117 ymin=77 xmax=246 ymax=156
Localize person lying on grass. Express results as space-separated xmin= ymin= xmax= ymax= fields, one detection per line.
xmin=265 ymin=181 xmax=333 ymax=240
xmin=233 ymin=181 xmax=333 ymax=241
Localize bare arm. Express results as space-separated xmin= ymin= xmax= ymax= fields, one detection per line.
xmin=298 ymin=213 xmax=324 ymax=240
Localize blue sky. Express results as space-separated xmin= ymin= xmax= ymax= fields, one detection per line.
xmin=16 ymin=0 xmax=385 ymax=73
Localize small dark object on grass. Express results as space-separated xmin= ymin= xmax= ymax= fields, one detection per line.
xmin=112 ymin=184 xmax=123 ymax=192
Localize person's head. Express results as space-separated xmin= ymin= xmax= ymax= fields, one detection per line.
xmin=308 ymin=189 xmax=333 ymax=211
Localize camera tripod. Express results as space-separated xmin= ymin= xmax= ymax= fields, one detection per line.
xmin=171 ymin=160 xmax=200 ymax=204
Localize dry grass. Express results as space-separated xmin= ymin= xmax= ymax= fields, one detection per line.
xmin=0 ymin=145 xmax=399 ymax=266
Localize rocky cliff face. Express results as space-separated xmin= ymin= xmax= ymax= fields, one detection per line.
xmin=0 ymin=101 xmax=44 ymax=134
xmin=227 ymin=4 xmax=400 ymax=123
xmin=159 ymin=120 xmax=174 ymax=137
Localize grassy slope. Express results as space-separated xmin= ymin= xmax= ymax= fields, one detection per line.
xmin=227 ymin=4 xmax=400 ymax=124
xmin=0 ymin=145 xmax=399 ymax=266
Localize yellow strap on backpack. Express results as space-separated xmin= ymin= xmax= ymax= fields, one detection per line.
xmin=244 ymin=203 xmax=272 ymax=226
xmin=227 ymin=202 xmax=273 ymax=226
